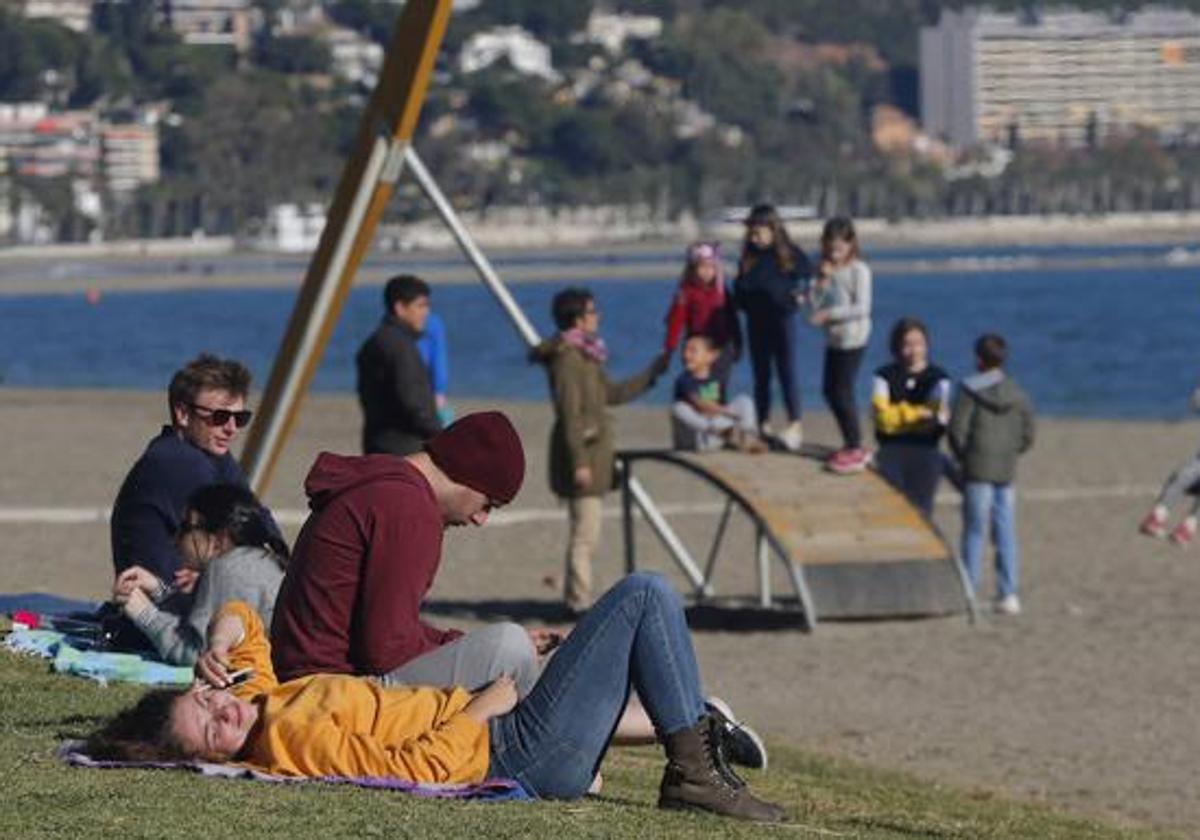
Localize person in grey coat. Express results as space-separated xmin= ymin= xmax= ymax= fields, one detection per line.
xmin=111 ymin=484 xmax=288 ymax=665
xmin=356 ymin=275 xmax=442 ymax=456
xmin=948 ymin=334 xmax=1036 ymax=615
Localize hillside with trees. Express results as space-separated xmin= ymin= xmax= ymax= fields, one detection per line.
xmin=3 ymin=0 xmax=1200 ymax=241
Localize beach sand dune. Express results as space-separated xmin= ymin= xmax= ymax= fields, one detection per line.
xmin=1 ymin=388 xmax=1197 ymax=833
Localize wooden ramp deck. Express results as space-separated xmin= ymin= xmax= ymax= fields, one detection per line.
xmin=617 ymin=449 xmax=974 ymax=628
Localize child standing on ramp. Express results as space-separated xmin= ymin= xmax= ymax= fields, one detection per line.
xmin=733 ymin=205 xmax=812 ymax=452
xmin=809 ymin=216 xmax=873 ymax=474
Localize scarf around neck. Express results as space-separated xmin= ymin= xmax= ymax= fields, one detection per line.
xmin=561 ymin=327 xmax=608 ymax=363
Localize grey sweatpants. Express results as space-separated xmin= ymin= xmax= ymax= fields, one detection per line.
xmin=671 ymin=394 xmax=758 ymax=451
xmin=377 ymin=622 xmax=540 ymax=698
xmin=1155 ymin=451 xmax=1200 ymax=514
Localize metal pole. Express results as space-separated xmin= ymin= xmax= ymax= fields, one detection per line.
xmin=953 ymin=552 xmax=980 ymax=625
xmin=629 ymin=478 xmax=712 ymax=597
xmin=404 ymin=146 xmax=541 ymax=349
xmin=780 ymin=551 xmax=818 ymax=631
xmin=756 ymin=528 xmax=771 ymax=608
xmin=701 ymin=497 xmax=735 ymax=594
xmin=620 ymin=460 xmax=635 ymax=575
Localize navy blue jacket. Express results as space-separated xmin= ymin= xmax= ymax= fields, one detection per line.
xmin=110 ymin=426 xmax=248 ymax=580
xmin=733 ymin=245 xmax=812 ymax=320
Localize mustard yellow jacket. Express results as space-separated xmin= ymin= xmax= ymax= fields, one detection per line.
xmin=222 ymin=601 xmax=489 ymax=783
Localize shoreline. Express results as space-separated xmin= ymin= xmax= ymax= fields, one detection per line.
xmin=1 ymin=239 xmax=1197 ymax=297
xmin=3 ymin=208 xmax=1200 ymax=260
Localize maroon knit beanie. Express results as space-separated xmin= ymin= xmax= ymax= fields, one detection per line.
xmin=425 ymin=411 xmax=525 ymax=505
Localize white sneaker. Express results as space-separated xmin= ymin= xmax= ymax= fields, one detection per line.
xmin=779 ymin=421 xmax=803 ymax=453
xmin=994 ymin=594 xmax=1021 ymax=615
xmin=705 ymin=695 xmax=768 ymax=771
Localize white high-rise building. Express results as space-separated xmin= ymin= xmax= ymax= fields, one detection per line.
xmin=921 ymin=7 xmax=1200 ymax=147
xmin=19 ymin=0 xmax=93 ymax=32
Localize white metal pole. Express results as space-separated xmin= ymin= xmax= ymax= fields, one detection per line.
xmin=404 ymin=146 xmax=541 ymax=348
xmin=630 ymin=479 xmax=714 ymax=598
xmin=756 ymin=528 xmax=772 ymax=607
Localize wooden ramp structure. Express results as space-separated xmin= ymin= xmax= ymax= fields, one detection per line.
xmin=617 ymin=449 xmax=976 ymax=631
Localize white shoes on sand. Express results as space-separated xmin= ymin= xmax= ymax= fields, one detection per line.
xmin=777 ymin=421 xmax=804 ymax=453
xmin=994 ymin=594 xmax=1022 ymax=615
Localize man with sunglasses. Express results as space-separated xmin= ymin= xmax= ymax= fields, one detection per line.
xmin=111 ymin=354 xmax=264 ymax=589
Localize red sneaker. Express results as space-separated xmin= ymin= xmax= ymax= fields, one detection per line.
xmin=1170 ymin=517 xmax=1197 ymax=547
xmin=1139 ymin=509 xmax=1168 ymax=539
xmin=827 ymin=448 xmax=871 ymax=475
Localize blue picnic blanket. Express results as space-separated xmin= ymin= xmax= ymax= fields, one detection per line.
xmin=60 ymin=742 xmax=530 ymax=801
xmin=4 ymin=628 xmax=192 ymax=686
xmin=0 ymin=592 xmax=99 ymax=615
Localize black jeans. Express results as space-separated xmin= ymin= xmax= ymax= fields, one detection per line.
xmin=746 ymin=313 xmax=800 ymax=424
xmin=822 ymin=346 xmax=865 ymax=449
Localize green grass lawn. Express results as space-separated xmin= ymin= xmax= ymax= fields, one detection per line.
xmin=0 ymin=648 xmax=1171 ymax=840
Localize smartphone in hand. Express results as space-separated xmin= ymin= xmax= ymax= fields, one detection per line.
xmin=225 ymin=667 xmax=254 ymax=687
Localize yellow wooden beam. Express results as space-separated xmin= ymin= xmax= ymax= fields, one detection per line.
xmin=239 ymin=0 xmax=453 ymax=495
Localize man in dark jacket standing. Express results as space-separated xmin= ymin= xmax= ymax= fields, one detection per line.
xmin=948 ymin=334 xmax=1036 ymax=616
xmin=356 ymin=275 xmax=442 ymax=455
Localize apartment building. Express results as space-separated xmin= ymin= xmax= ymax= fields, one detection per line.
xmin=0 ymin=105 xmax=99 ymax=179
xmin=158 ymin=0 xmax=254 ymax=51
xmin=100 ymin=124 xmax=160 ymax=193
xmin=18 ymin=0 xmax=93 ymax=32
xmin=921 ymin=8 xmax=1200 ymax=147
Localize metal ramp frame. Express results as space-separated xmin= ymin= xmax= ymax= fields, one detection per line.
xmin=617 ymin=449 xmax=977 ymax=632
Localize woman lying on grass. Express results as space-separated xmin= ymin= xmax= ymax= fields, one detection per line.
xmin=87 ymin=573 xmax=786 ymax=823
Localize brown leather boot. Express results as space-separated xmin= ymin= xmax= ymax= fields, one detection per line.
xmin=658 ymin=715 xmax=787 ymax=822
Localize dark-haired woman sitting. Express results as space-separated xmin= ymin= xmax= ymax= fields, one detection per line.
xmin=111 ymin=483 xmax=288 ymax=666
xmin=87 ymin=573 xmax=786 ymax=823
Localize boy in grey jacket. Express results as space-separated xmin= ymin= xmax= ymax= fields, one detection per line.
xmin=948 ymin=334 xmax=1036 ymax=615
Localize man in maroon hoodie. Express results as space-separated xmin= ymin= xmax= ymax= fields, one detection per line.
xmin=270 ymin=411 xmax=543 ymax=695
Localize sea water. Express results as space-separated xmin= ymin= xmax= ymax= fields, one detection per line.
xmin=1 ymin=259 xmax=1197 ymax=419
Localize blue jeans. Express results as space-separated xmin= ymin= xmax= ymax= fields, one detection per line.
xmin=962 ymin=482 xmax=1018 ymax=598
xmin=488 ymin=573 xmax=706 ymax=799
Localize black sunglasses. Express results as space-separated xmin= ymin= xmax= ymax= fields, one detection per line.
xmin=189 ymin=403 xmax=254 ymax=428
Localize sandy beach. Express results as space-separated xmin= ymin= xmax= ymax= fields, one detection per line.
xmin=2 ymin=388 xmax=1198 ymax=834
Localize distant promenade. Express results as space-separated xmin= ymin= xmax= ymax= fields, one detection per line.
xmin=1 ymin=210 xmax=1199 ymax=297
